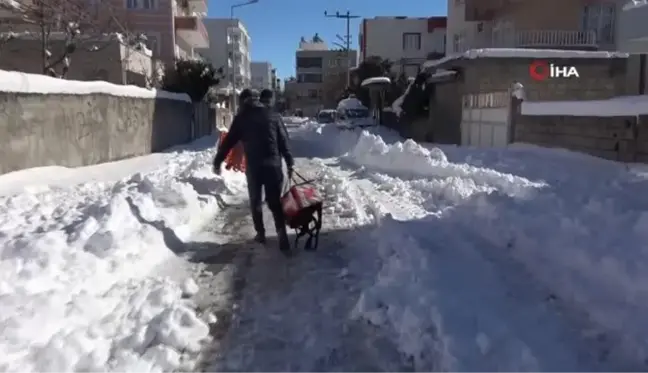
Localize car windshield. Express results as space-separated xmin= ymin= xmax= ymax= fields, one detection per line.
xmin=318 ymin=111 xmax=335 ymax=123
xmin=346 ymin=108 xmax=369 ymax=118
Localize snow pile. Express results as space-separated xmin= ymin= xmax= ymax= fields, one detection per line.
xmin=0 ymin=137 xmax=246 ymax=372
xmin=521 ymin=94 xmax=648 ymax=116
xmin=343 ymin=130 xmax=648 ymax=366
xmin=336 ymin=96 xmax=367 ymax=111
xmin=0 ymin=69 xmax=189 ymax=101
xmin=345 ymin=131 xmax=544 ymax=196
xmin=282 ymin=116 xmax=313 ymax=126
xmin=624 ymin=0 xmax=648 ymax=10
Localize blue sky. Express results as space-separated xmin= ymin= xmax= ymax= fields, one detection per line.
xmin=207 ymin=0 xmax=447 ymax=80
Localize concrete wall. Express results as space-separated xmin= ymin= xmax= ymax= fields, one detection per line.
xmin=511 ymin=107 xmax=648 ymax=163
xmin=0 ymin=93 xmax=216 ymax=175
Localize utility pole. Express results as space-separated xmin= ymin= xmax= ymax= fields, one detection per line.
xmin=324 ymin=10 xmax=360 ymax=88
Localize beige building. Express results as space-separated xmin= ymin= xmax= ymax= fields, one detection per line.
xmin=0 ymin=0 xmax=208 ymax=84
xmin=285 ymin=35 xmax=358 ymax=116
xmin=447 ymin=0 xmax=624 ymax=55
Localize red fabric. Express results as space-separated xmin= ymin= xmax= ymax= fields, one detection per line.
xmin=281 ymin=184 xmax=322 ymax=219
xmin=219 ymin=132 xmax=246 ymax=172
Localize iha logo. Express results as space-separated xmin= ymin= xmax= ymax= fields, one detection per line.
xmin=529 ymin=60 xmax=580 ymax=81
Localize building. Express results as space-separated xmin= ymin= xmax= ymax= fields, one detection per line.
xmin=0 ymin=0 xmax=209 ymax=79
xmin=198 ymin=18 xmax=252 ymax=91
xmin=251 ymin=61 xmax=273 ymax=90
xmin=618 ymin=1 xmax=648 ymax=95
xmin=446 ymin=0 xmax=624 ymax=55
xmin=285 ymin=35 xmax=358 ymax=116
xmin=359 ymin=16 xmax=446 ymax=77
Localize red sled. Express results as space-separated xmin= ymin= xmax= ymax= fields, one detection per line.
xmin=281 ymin=172 xmax=323 ymax=251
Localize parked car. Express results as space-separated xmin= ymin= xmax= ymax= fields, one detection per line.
xmin=316 ymin=109 xmax=337 ymax=123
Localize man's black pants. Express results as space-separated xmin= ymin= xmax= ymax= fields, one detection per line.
xmin=245 ymin=166 xmax=288 ymax=238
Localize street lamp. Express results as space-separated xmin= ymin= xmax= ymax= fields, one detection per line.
xmin=227 ymin=0 xmax=258 ymax=109
xmin=231 ymin=0 xmax=258 ymax=19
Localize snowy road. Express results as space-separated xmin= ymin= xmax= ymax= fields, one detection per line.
xmin=3 ymin=120 xmax=648 ymax=371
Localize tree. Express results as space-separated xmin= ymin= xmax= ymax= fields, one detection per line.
xmin=162 ymin=59 xmax=224 ymax=102
xmin=0 ymin=0 xmax=137 ymax=78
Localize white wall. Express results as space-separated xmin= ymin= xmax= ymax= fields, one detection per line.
xmin=361 ymin=17 xmax=446 ymax=77
xmin=251 ymin=61 xmax=272 ymax=90
xmin=446 ymin=0 xmax=478 ymax=55
xmin=618 ymin=2 xmax=648 ymax=52
xmin=199 ymin=18 xmax=251 ymax=89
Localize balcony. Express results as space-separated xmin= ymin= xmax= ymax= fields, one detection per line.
xmin=455 ymin=29 xmax=598 ymax=53
xmin=175 ymin=16 xmax=208 ymax=48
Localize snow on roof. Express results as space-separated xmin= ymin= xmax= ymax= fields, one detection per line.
xmin=623 ymin=0 xmax=648 ymax=10
xmin=423 ymin=48 xmax=629 ymax=70
xmin=521 ymin=95 xmax=648 ymax=116
xmin=361 ymin=76 xmax=391 ymax=87
xmin=0 ymin=69 xmax=190 ymax=101
xmin=337 ymin=96 xmax=367 ymax=111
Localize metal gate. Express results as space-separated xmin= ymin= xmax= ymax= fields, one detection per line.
xmin=460 ymin=92 xmax=511 ymax=147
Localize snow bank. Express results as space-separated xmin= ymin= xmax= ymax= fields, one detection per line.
xmin=344 ymin=130 xmax=648 ymax=365
xmin=521 ymin=95 xmax=648 ymax=116
xmin=282 ymin=116 xmax=313 ymax=126
xmin=345 ymin=131 xmax=544 ymax=196
xmin=0 ymin=69 xmax=189 ymax=101
xmin=0 ymin=136 xmax=246 ymax=372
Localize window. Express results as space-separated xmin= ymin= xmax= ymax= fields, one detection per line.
xmin=296 ymin=57 xmax=323 ymax=68
xmin=452 ymin=33 xmax=462 ymax=53
xmin=297 ymin=73 xmax=322 ymax=83
xmin=403 ymin=32 xmax=421 ymax=51
xmin=582 ymin=3 xmax=616 ymax=44
xmin=126 ymin=0 xmax=156 ymax=9
xmin=308 ymin=89 xmax=318 ymax=98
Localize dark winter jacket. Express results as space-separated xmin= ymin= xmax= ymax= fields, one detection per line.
xmin=214 ymin=97 xmax=294 ymax=171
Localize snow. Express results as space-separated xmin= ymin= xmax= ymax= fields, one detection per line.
xmin=0 ymin=69 xmax=189 ymax=101
xmin=336 ymin=96 xmax=367 ymax=111
xmin=285 ymin=123 xmax=648 ymax=369
xmin=0 ymin=135 xmax=250 ymax=372
xmin=8 ymin=112 xmax=648 ymax=371
xmin=361 ymin=76 xmax=391 ymax=87
xmin=624 ymin=0 xmax=648 ymax=10
xmin=521 ymin=94 xmax=648 ymax=116
xmin=423 ymin=48 xmax=629 ymax=70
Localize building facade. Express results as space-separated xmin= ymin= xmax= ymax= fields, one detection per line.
xmin=0 ymin=0 xmax=209 ymax=77
xmin=359 ymin=16 xmax=446 ymax=77
xmin=198 ymin=18 xmax=251 ymax=91
xmin=251 ymin=61 xmax=272 ymax=90
xmin=285 ymin=35 xmax=357 ymax=116
xmin=446 ymin=0 xmax=625 ymax=55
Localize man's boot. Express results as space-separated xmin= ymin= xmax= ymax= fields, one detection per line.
xmin=278 ymin=229 xmax=292 ymax=257
xmin=254 ymin=232 xmax=266 ymax=244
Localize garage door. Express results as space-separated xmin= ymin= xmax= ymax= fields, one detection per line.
xmin=460 ymin=92 xmax=511 ymax=147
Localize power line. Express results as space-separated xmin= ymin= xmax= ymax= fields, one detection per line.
xmin=324 ymin=10 xmax=360 ymax=87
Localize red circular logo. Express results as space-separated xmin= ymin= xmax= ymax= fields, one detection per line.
xmin=529 ymin=60 xmax=550 ymax=81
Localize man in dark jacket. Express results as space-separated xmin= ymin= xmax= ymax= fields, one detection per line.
xmin=213 ymin=89 xmax=294 ymax=255
xmin=260 ymin=88 xmax=289 ymax=138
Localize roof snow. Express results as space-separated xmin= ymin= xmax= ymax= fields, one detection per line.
xmin=423 ymin=48 xmax=629 ymax=70
xmin=361 ymin=76 xmax=391 ymax=87
xmin=623 ymin=0 xmax=648 ymax=10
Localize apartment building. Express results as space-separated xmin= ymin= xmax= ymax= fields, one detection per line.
xmin=0 ymin=0 xmax=209 ymax=70
xmin=251 ymin=61 xmax=272 ymax=90
xmin=359 ymin=16 xmax=447 ymax=77
xmin=446 ymin=0 xmax=624 ymax=55
xmin=198 ymin=18 xmax=251 ymax=90
xmin=285 ymin=35 xmax=358 ymax=116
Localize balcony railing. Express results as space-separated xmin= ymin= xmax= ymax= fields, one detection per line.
xmin=454 ymin=29 xmax=598 ymax=54
xmin=175 ymin=16 xmax=209 ymax=48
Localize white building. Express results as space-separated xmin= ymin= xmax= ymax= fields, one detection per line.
xmin=250 ymin=61 xmax=273 ymax=90
xmin=358 ymin=16 xmax=446 ymax=77
xmin=199 ymin=18 xmax=251 ymax=90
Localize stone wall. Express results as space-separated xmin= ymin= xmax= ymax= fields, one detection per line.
xmin=511 ymin=100 xmax=648 ymax=162
xmin=0 ymin=92 xmax=216 ymax=175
